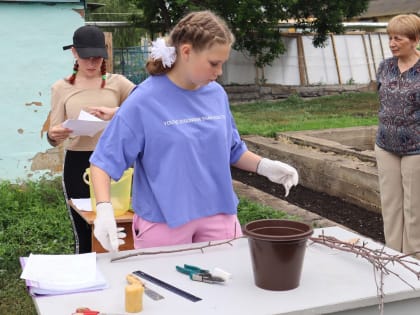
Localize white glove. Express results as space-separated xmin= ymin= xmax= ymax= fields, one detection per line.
xmin=256 ymin=158 xmax=299 ymax=197
xmin=93 ymin=202 xmax=126 ymax=252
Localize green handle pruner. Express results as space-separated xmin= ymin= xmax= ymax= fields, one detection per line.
xmin=176 ymin=264 xmax=224 ymax=283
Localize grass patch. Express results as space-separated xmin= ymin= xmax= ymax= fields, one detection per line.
xmin=231 ymin=92 xmax=379 ymax=137
xmin=0 ymin=178 xmax=73 ymax=315
xmin=237 ymin=198 xmax=298 ymax=225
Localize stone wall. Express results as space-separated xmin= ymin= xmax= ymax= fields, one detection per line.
xmin=243 ymin=134 xmax=381 ymax=214
xmin=225 ymin=82 xmax=377 ymax=104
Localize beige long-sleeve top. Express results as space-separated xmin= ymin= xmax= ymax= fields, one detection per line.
xmin=50 ymin=73 xmax=135 ymax=151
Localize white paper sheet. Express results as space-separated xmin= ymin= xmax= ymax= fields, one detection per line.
xmin=20 ymin=252 xmax=96 ymax=285
xmin=62 ymin=110 xmax=108 ymax=137
xmin=20 ymin=257 xmax=108 ymax=296
xmin=71 ymin=198 xmax=92 ymax=211
xmin=78 ymin=110 xmax=102 ymax=121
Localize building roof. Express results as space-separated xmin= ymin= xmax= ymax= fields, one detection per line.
xmin=359 ymin=0 xmax=420 ymax=18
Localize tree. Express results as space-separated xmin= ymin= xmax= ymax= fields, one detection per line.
xmin=130 ymin=0 xmax=201 ymax=37
xmin=88 ymin=0 xmax=369 ymax=79
xmin=86 ymin=0 xmax=145 ymax=47
xmin=287 ymin=0 xmax=370 ymax=47
xmin=132 ymin=0 xmax=369 ymax=69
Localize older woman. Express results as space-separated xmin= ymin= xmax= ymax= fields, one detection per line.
xmin=375 ymin=14 xmax=420 ymax=257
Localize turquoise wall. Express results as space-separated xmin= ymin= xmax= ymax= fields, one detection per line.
xmin=0 ymin=2 xmax=84 ymax=181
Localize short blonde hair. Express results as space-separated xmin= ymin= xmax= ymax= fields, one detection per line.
xmin=387 ymin=14 xmax=420 ymax=41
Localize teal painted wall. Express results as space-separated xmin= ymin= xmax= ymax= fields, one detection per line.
xmin=0 ymin=2 xmax=84 ymax=181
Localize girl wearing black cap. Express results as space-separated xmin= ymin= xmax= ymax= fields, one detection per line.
xmin=46 ymin=25 xmax=135 ymax=254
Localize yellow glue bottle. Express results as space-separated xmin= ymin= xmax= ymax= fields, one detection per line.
xmin=125 ymin=274 xmax=144 ymax=313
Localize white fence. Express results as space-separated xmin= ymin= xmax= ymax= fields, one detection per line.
xmin=220 ymin=33 xmax=391 ymax=85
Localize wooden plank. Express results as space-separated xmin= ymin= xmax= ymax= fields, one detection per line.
xmin=330 ymin=34 xmax=342 ymax=85
xmin=104 ymin=32 xmax=113 ymax=73
xmin=296 ymin=35 xmax=308 ymax=85
xmin=361 ymin=34 xmax=373 ymax=82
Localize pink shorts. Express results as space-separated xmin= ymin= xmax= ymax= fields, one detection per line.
xmin=132 ymin=213 xmax=243 ymax=249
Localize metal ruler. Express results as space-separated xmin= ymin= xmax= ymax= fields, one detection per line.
xmin=133 ymin=270 xmax=202 ymax=302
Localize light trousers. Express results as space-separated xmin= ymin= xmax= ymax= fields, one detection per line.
xmin=132 ymin=213 xmax=242 ymax=249
xmin=375 ymin=145 xmax=420 ymax=257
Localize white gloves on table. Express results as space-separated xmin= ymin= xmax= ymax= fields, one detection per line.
xmin=256 ymin=158 xmax=299 ymax=197
xmin=93 ymin=202 xmax=126 ymax=252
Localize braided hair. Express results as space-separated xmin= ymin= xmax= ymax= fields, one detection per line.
xmin=100 ymin=60 xmax=107 ymax=88
xmin=67 ymin=60 xmax=107 ymax=88
xmin=146 ymin=10 xmax=234 ymax=75
xmin=68 ymin=61 xmax=78 ymax=85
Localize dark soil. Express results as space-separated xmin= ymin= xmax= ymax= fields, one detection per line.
xmin=231 ymin=168 xmax=385 ymax=244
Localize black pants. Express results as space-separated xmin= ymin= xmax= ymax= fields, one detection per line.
xmin=63 ymin=150 xmax=93 ymax=254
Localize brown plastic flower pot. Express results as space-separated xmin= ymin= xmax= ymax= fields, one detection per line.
xmin=243 ymin=219 xmax=313 ymax=291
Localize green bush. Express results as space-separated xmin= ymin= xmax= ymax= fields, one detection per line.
xmin=0 ymin=178 xmax=73 ymax=314
xmin=237 ymin=198 xmax=298 ymax=225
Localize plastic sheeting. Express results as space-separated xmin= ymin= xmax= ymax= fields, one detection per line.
xmin=220 ymin=33 xmax=391 ymax=85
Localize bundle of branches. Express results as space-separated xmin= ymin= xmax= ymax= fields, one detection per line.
xmin=310 ymin=232 xmax=420 ymax=314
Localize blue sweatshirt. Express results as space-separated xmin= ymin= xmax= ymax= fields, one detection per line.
xmin=90 ymin=75 xmax=247 ymax=227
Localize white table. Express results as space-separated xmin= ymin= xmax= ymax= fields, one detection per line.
xmin=33 ymin=226 xmax=420 ymax=315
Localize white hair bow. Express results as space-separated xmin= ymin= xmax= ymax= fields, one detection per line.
xmin=150 ymin=38 xmax=176 ymax=68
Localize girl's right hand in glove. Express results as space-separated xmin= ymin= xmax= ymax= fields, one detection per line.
xmin=93 ymin=202 xmax=126 ymax=252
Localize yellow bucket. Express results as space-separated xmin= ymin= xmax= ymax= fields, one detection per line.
xmin=83 ymin=168 xmax=133 ymax=216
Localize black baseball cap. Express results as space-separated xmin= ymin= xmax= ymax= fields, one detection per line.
xmin=63 ymin=25 xmax=108 ymax=59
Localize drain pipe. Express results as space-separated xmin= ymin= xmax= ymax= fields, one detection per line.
xmin=275 ymin=22 xmax=388 ymax=30
xmin=86 ymin=21 xmax=388 ymax=29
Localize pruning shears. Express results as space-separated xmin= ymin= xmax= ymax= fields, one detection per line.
xmin=176 ymin=264 xmax=225 ymax=284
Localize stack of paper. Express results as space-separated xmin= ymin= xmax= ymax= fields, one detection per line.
xmin=62 ymin=110 xmax=109 ymax=137
xmin=71 ymin=198 xmax=92 ymax=211
xmin=20 ymin=252 xmax=108 ymax=296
